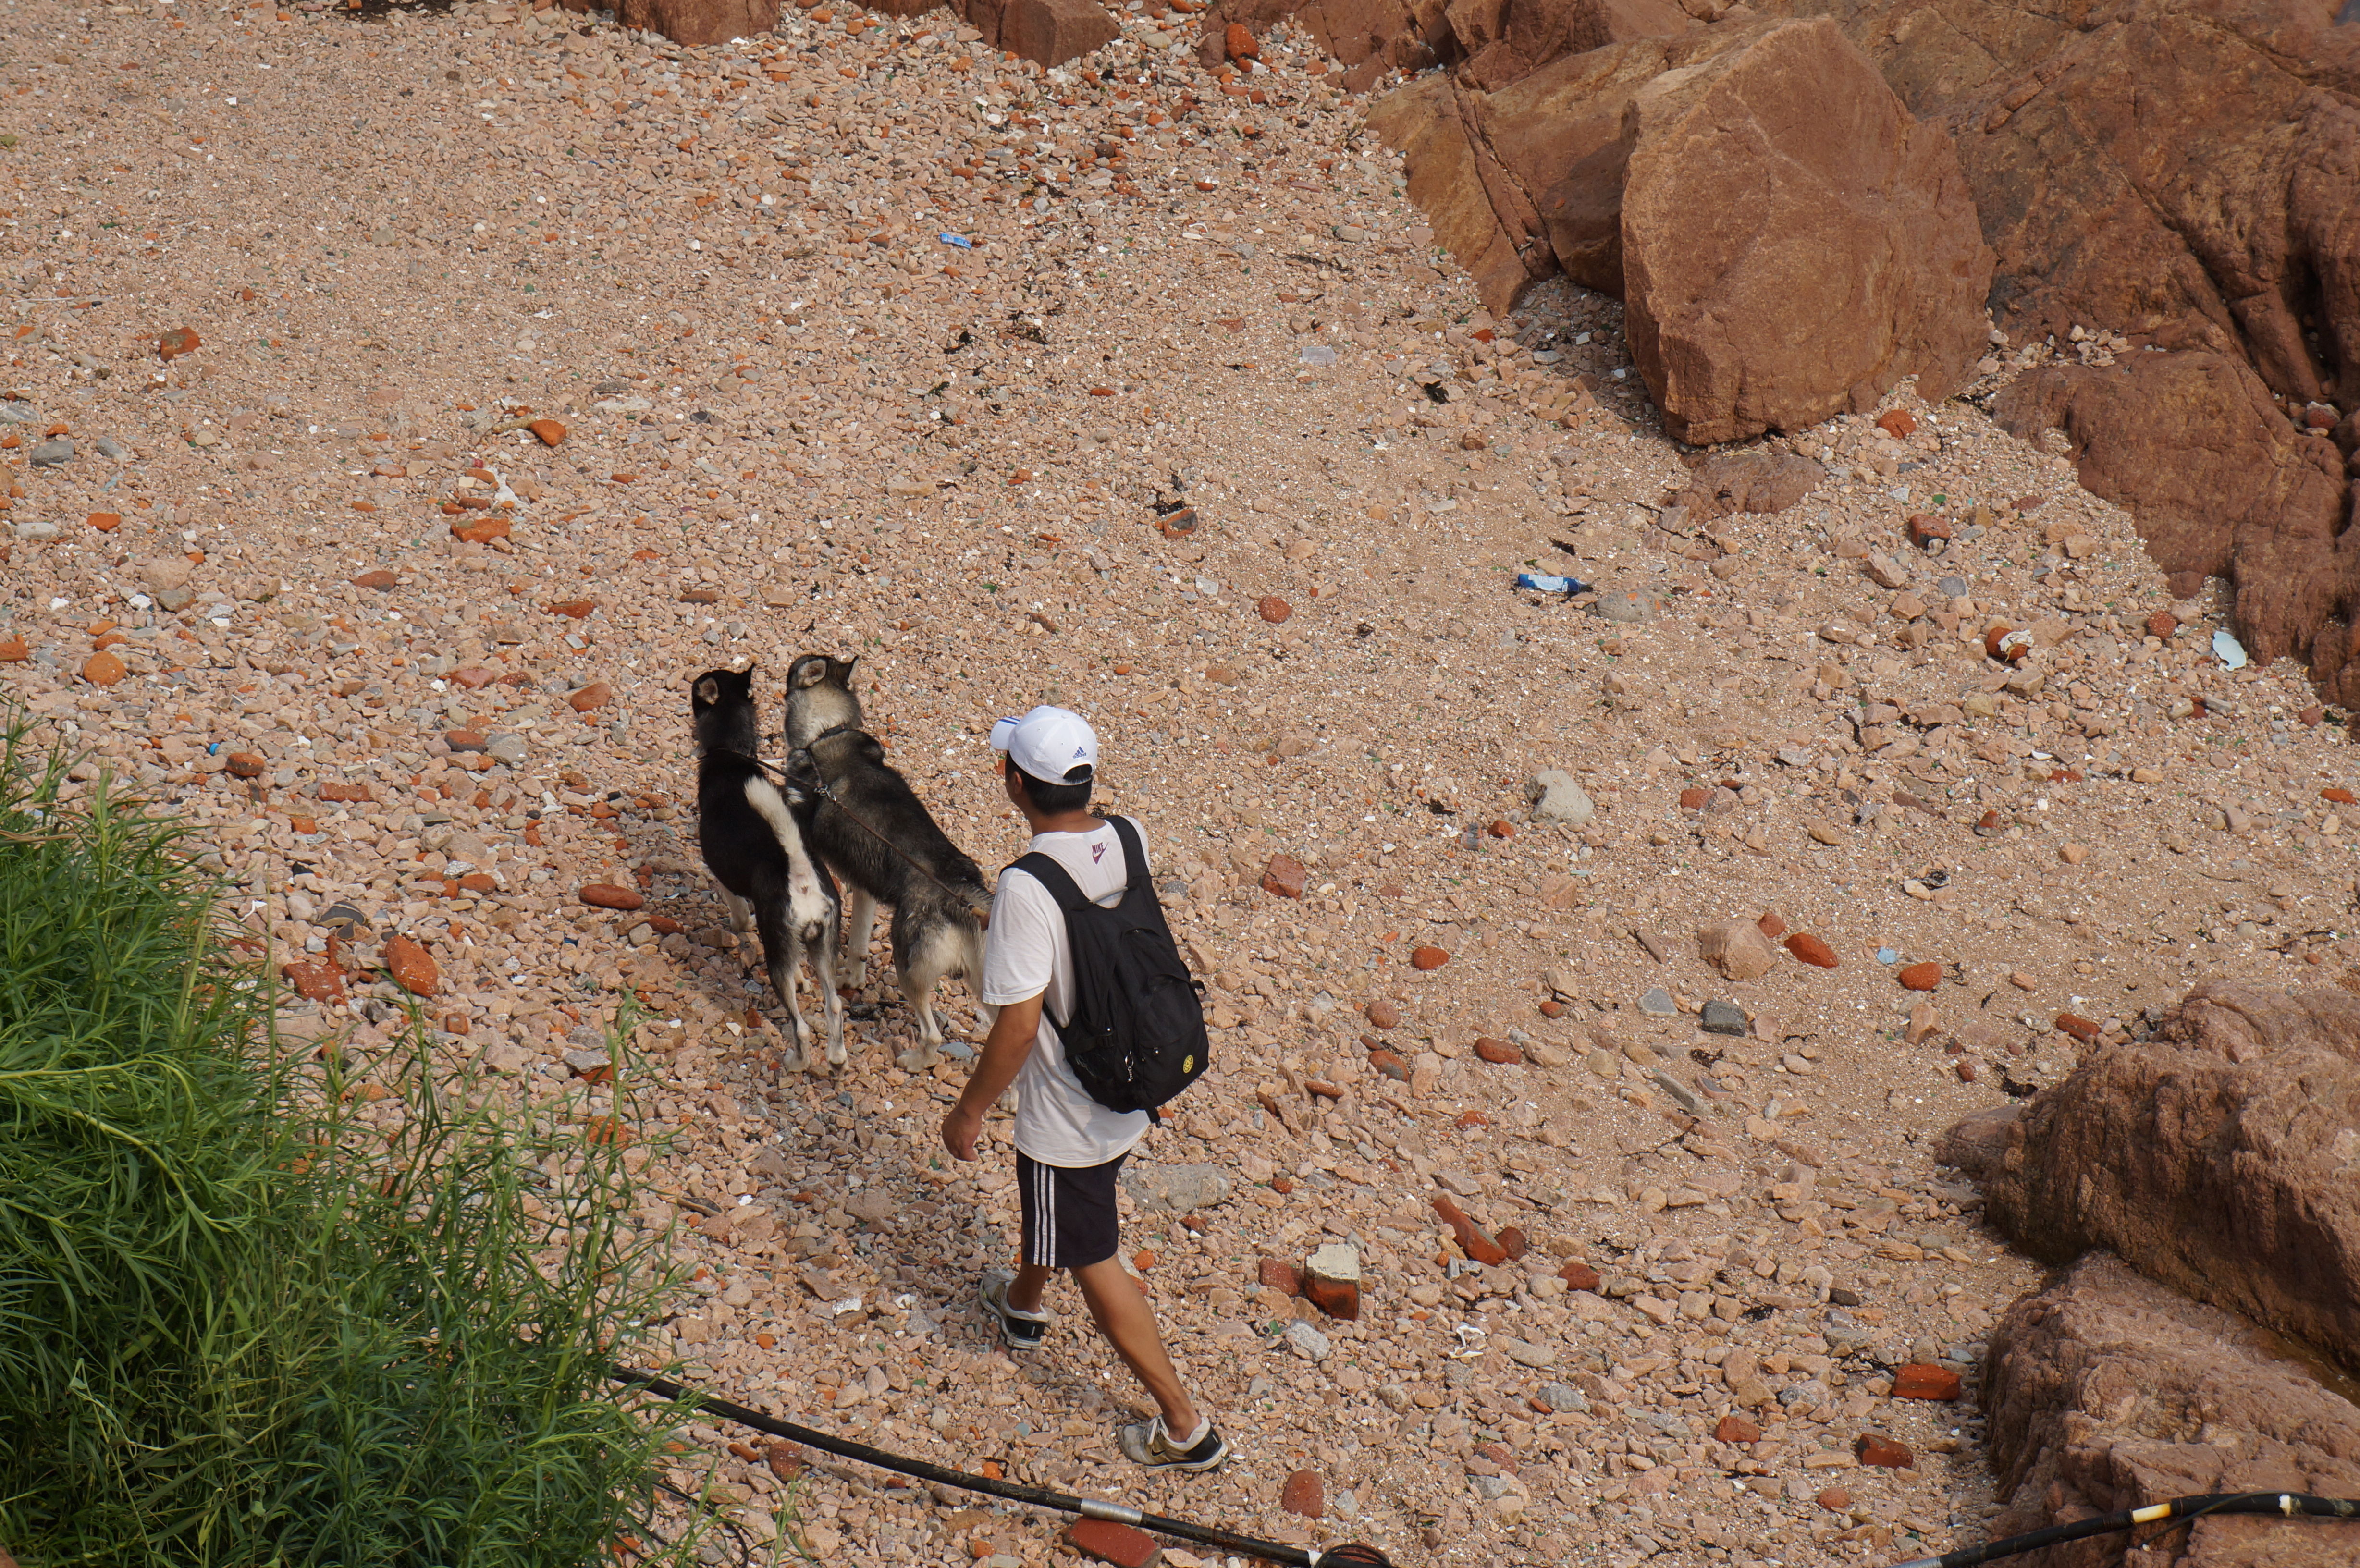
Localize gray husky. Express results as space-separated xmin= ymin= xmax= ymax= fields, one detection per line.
xmin=782 ymin=653 xmax=989 ymax=1070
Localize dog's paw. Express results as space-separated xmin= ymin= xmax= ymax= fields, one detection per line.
xmin=895 ymin=1045 xmax=940 ymax=1071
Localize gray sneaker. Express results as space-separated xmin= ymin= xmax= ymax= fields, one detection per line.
xmin=978 ymin=1271 xmax=1050 ymax=1351
xmin=1117 ymin=1415 xmax=1230 ymax=1473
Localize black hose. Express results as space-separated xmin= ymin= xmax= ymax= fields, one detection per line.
xmin=1885 ymin=1491 xmax=2360 ymax=1568
xmin=611 ymin=1367 xmax=1396 ymax=1568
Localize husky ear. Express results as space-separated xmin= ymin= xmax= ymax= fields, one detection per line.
xmin=789 ymin=655 xmax=823 ymax=688
xmin=694 ymin=676 xmax=721 ymax=706
xmin=833 ymin=655 xmax=859 ymax=684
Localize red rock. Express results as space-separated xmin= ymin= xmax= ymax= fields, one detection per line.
xmin=1756 ymin=911 xmax=1788 ymax=940
xmin=318 ymin=782 xmax=372 ymax=803
xmin=0 ymin=635 xmax=27 ymax=663
xmin=1367 ymin=1048 xmax=1410 ymax=1082
xmin=385 ymin=934 xmax=438 ymax=997
xmin=1996 ymin=352 xmax=2351 ymax=703
xmin=451 ymin=515 xmax=512 ymax=544
xmin=86 ymin=511 xmax=121 ymax=533
xmin=970 ymin=0 xmax=1117 ymax=68
xmin=1559 ymin=1261 xmax=1601 ymax=1292
xmin=1893 ymin=1363 xmax=1963 ymax=1401
xmin=1496 ymin=1225 xmax=1529 ymax=1261
xmin=1678 ymin=785 xmax=1709 ymax=809
xmin=1225 ymin=21 xmax=1261 ymax=61
xmin=1983 ymin=982 xmax=2360 ymax=1364
xmin=81 ymin=650 xmax=126 ymax=687
xmin=2145 ymin=611 xmax=2179 ymax=639
xmin=458 ymin=873 xmax=495 ymax=893
xmin=452 ymin=666 xmax=498 ymax=691
xmin=526 ymin=417 xmax=568 ymax=446
xmin=548 ymin=598 xmax=599 ymax=619
xmin=1431 ymin=1194 xmax=1508 ymax=1265
xmin=765 ymin=1440 xmax=805 ymax=1480
xmin=444 ymin=730 xmax=487 ymax=753
xmin=1538 ymin=999 xmax=1565 ymax=1018
xmin=1256 ymin=594 xmax=1293 ymax=624
xmin=1410 ymin=944 xmax=1450 ymax=970
xmin=1876 ymin=409 xmax=1918 ymax=439
xmin=1279 ymin=1468 xmax=1324 ymax=1519
xmin=1816 ymin=1487 xmax=1856 ymax=1511
xmin=1854 ymin=1433 xmax=1914 ymax=1468
xmin=441 ymin=1010 xmax=472 ymax=1035
xmin=615 ymin=0 xmax=781 ymax=47
xmin=2053 ymin=1012 xmax=2101 ymax=1042
xmin=1260 ymin=853 xmax=1308 ymax=899
xmin=581 ymin=883 xmax=646 ymax=912
xmin=1983 ymin=1253 xmax=2360 ymax=1557
xmin=351 ymin=569 xmax=399 ymax=590
xmin=224 ymin=752 xmax=265 ymax=779
xmin=2324 ymin=787 xmax=2358 ymax=805
xmin=281 ymin=961 xmax=347 ymax=1006
xmin=1304 ymin=1274 xmax=1359 ymax=1322
xmin=567 ymin=682 xmax=615 ymax=713
xmin=1714 ymin=1414 xmax=1761 ymax=1444
xmin=1784 ymin=932 xmax=1839 ymax=968
xmin=1905 ymin=512 xmax=1954 ymax=547
xmin=1487 ymin=818 xmax=1515 ymax=838
xmin=1474 ymin=1036 xmax=1523 ymax=1065
xmin=1257 ymin=1258 xmax=1303 ymax=1296
xmin=1366 ymin=1000 xmax=1401 ymax=1029
xmin=1061 ymin=1518 xmax=1162 ymax=1568
xmin=1896 ymin=961 xmax=1942 ymax=991
xmin=1957 ymin=1058 xmax=1979 ymax=1083
xmin=156 ymin=325 xmax=201 ymax=361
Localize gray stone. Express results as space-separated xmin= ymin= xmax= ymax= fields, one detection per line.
xmin=1283 ymin=1321 xmax=1332 ymax=1362
xmin=10 ymin=519 xmax=61 ymax=541
xmin=1525 ymin=768 xmax=1594 ymax=825
xmin=1700 ymin=998 xmax=1748 ymax=1036
xmin=485 ymin=734 xmax=529 ymax=767
xmin=1938 ymin=575 xmax=1969 ymax=599
xmin=1651 ymin=1069 xmax=1705 ymax=1115
xmin=1595 ymin=587 xmax=1658 ymax=624
xmin=155 ymin=588 xmax=195 ymax=613
xmin=562 ymin=1046 xmax=612 ymax=1078
xmin=1434 ymin=1168 xmax=1485 ymax=1198
xmin=94 ymin=435 xmax=129 ymax=460
xmin=0 ymin=399 xmax=39 ymax=424
xmin=1495 ymin=1334 xmax=1558 ymax=1369
xmin=1470 ymin=1475 xmax=1514 ymax=1500
xmin=1638 ymin=987 xmax=1678 ymax=1017
xmin=1119 ymin=1161 xmax=1231 ymax=1213
xmin=1775 ymin=745 xmax=1815 ymax=769
xmin=1535 ymin=1381 xmax=1591 ymax=1413
xmin=28 ymin=437 xmax=73 ymax=467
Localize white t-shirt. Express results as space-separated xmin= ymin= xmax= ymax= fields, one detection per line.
xmin=982 ymin=816 xmax=1154 ymax=1169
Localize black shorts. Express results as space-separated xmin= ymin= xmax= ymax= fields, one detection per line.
xmin=1017 ymin=1152 xmax=1126 ymax=1270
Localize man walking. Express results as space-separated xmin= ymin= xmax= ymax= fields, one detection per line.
xmin=939 ymin=705 xmax=1229 ymax=1474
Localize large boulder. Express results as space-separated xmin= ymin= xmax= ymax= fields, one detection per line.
xmin=1995 ymin=351 xmax=2360 ymax=701
xmin=963 ymin=0 xmax=1120 ymax=66
xmin=1370 ymin=20 xmax=1990 ymax=441
xmin=1613 ymin=19 xmax=1991 ymax=442
xmin=615 ymin=0 xmax=780 ymax=45
xmin=1984 ymin=1252 xmax=2360 ymax=1568
xmin=1979 ymin=981 xmax=2360 ymax=1373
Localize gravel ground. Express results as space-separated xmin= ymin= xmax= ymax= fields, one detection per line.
xmin=5 ymin=3 xmax=2357 ymax=1566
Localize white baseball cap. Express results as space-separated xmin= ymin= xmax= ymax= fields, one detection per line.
xmin=990 ymin=705 xmax=1098 ymax=784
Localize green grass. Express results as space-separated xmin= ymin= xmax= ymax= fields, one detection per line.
xmin=0 ymin=716 xmax=705 ymax=1568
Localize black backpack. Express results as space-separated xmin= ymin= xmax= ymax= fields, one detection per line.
xmin=1012 ymin=816 xmax=1210 ymax=1115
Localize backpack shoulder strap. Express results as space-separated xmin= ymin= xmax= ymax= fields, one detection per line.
xmin=1011 ymin=850 xmax=1091 ymax=912
xmin=1105 ymin=815 xmax=1149 ymax=891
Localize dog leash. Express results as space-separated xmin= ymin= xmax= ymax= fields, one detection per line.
xmin=745 ymin=742 xmax=995 ymax=928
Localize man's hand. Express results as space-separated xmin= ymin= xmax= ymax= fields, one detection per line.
xmin=940 ymin=992 xmax=1045 ymax=1164
xmin=941 ymin=1102 xmax=984 ymax=1163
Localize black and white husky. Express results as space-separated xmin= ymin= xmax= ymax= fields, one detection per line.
xmin=782 ymin=653 xmax=989 ymax=1070
xmin=690 ymin=665 xmax=845 ymax=1072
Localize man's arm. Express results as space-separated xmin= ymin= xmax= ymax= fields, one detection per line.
xmin=940 ymin=991 xmax=1044 ymax=1161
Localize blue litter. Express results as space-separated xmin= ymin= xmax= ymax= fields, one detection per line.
xmin=207 ymin=742 xmax=221 ymax=755
xmin=938 ymin=233 xmax=973 ymax=249
xmin=2212 ymin=628 xmax=2249 ymax=669
xmin=1876 ymin=947 xmax=1900 ymax=965
xmin=1515 ymin=572 xmax=1590 ymax=598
